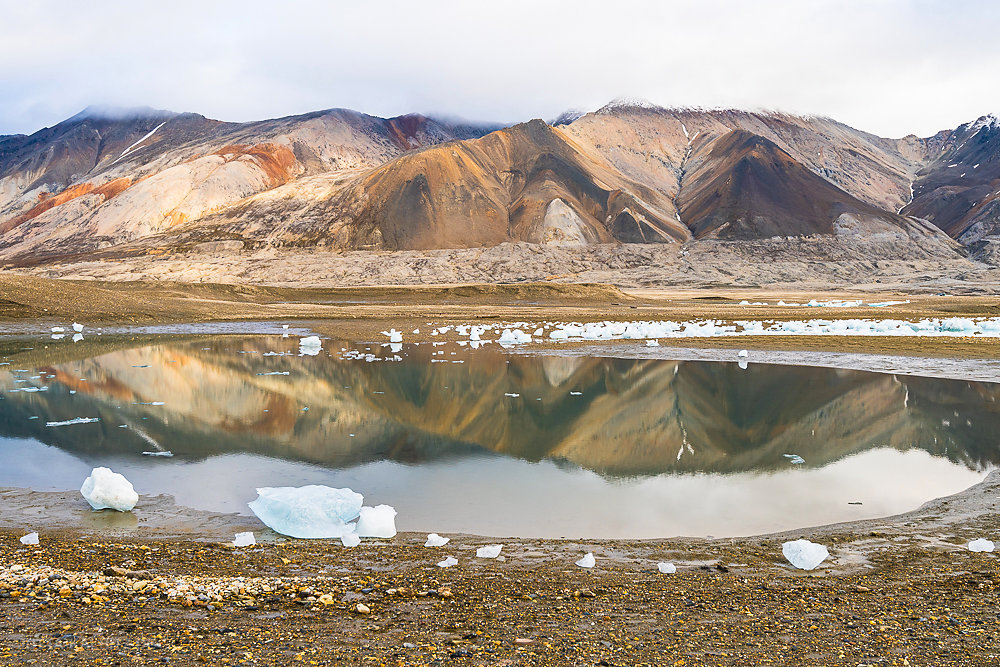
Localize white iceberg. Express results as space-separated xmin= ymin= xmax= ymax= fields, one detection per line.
xmin=576 ymin=552 xmax=596 ymax=568
xmin=233 ymin=532 xmax=256 ymax=547
xmin=657 ymin=562 xmax=676 ymax=574
xmin=80 ymin=467 xmax=139 ymax=512
xmin=782 ymin=539 xmax=829 ymax=570
xmin=437 ymin=556 xmax=458 ymax=568
xmin=355 ymin=504 xmax=397 ymax=538
xmin=424 ymin=533 xmax=450 ymax=547
xmin=476 ymin=544 xmax=503 ymax=559
xmin=968 ymin=538 xmax=995 ymax=553
xmin=298 ymin=336 xmax=323 ymax=356
xmin=248 ymin=485 xmax=363 ymax=538
xmin=19 ymin=532 xmax=39 ymax=546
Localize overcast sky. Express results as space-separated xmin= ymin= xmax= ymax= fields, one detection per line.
xmin=1 ymin=0 xmax=996 ymax=138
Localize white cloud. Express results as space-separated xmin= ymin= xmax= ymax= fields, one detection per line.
xmin=0 ymin=0 xmax=997 ymax=137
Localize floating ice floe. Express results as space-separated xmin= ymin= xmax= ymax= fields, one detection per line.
xmin=576 ymin=553 xmax=596 ymax=568
xmin=256 ymin=371 xmax=290 ymax=376
xmin=424 ymin=533 xmax=450 ymax=547
xmin=355 ymin=504 xmax=397 ymax=538
xmin=504 ymin=392 xmax=520 ymax=398
xmin=72 ymin=333 xmax=83 ymax=343
xmin=497 ymin=329 xmax=532 ymax=346
xmin=657 ymin=562 xmax=676 ymax=574
xmin=141 ymin=451 xmax=173 ymax=457
xmin=233 ymin=532 xmax=256 ymax=547
xmin=783 ymin=454 xmax=805 ymax=465
xmin=46 ymin=417 xmax=100 ymax=427
xmin=968 ymin=538 xmax=995 ymax=553
xmin=72 ymin=323 xmax=84 ymax=332
xmin=20 ymin=532 xmax=39 ymax=546
xmin=298 ymin=336 xmax=323 ymax=356
xmin=476 ymin=544 xmax=503 ymax=559
xmin=437 ymin=556 xmax=458 ymax=568
xmin=782 ymin=539 xmax=829 ymax=570
xmin=248 ymin=486 xmax=363 ymax=539
xmin=81 ymin=467 xmax=139 ymax=512
xmin=51 ymin=327 xmax=64 ymax=333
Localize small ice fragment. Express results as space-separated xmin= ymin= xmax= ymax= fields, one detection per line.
xmin=19 ymin=532 xmax=39 ymax=546
xmin=46 ymin=417 xmax=100 ymax=427
xmin=412 ymin=329 xmax=420 ymax=334
xmin=355 ymin=504 xmax=397 ymax=538
xmin=646 ymin=339 xmax=660 ymax=346
xmin=657 ymin=562 xmax=676 ymax=574
xmin=233 ymin=532 xmax=256 ymax=547
xmin=476 ymin=544 xmax=503 ymax=559
xmin=51 ymin=334 xmax=64 ymax=340
xmin=437 ymin=556 xmax=458 ymax=568
xmin=141 ymin=451 xmax=173 ymax=457
xmin=298 ymin=336 xmax=322 ymax=356
xmin=738 ymin=349 xmax=748 ymax=358
xmin=576 ymin=553 xmax=596 ymax=568
xmin=51 ymin=327 xmax=64 ymax=333
xmin=80 ymin=467 xmax=139 ymax=512
xmin=968 ymin=538 xmax=995 ymax=553
xmin=570 ymin=391 xmax=583 ymax=396
xmin=504 ymin=392 xmax=520 ymax=397
xmin=424 ymin=533 xmax=450 ymax=547
xmin=248 ymin=486 xmax=363 ymax=539
xmin=72 ymin=323 xmax=84 ymax=332
xmin=783 ymin=454 xmax=805 ymax=465
xmin=382 ymin=329 xmax=403 ymax=343
xmin=72 ymin=333 xmax=83 ymax=343
xmin=341 ymin=531 xmax=361 ymax=547
xmin=782 ymin=539 xmax=829 ymax=570
xmin=282 ymin=324 xmax=289 ymax=329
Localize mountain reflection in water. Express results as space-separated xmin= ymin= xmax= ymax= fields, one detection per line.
xmin=1 ymin=336 xmax=997 ymax=477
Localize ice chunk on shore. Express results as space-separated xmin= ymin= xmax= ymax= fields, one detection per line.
xmin=298 ymin=336 xmax=323 ymax=356
xmin=657 ymin=562 xmax=676 ymax=574
xmin=341 ymin=531 xmax=361 ymax=547
xmin=355 ymin=504 xmax=397 ymax=538
xmin=437 ymin=556 xmax=458 ymax=568
xmin=646 ymin=339 xmax=660 ymax=347
xmin=51 ymin=327 xmax=64 ymax=333
xmin=576 ymin=552 xmax=596 ymax=568
xmin=968 ymin=538 xmax=995 ymax=553
xmin=425 ymin=533 xmax=450 ymax=547
xmin=20 ymin=532 xmax=39 ymax=546
xmin=233 ymin=532 xmax=256 ymax=547
xmin=476 ymin=544 xmax=503 ymax=559
xmin=81 ymin=467 xmax=139 ymax=512
xmin=498 ymin=329 xmax=531 ymax=346
xmin=738 ymin=349 xmax=748 ymax=358
xmin=248 ymin=486 xmax=363 ymax=538
xmin=381 ymin=329 xmax=403 ymax=343
xmin=72 ymin=323 xmax=84 ymax=332
xmin=782 ymin=539 xmax=829 ymax=570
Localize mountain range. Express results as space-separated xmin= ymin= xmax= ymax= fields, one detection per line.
xmin=1 ymin=99 xmax=998 ymax=273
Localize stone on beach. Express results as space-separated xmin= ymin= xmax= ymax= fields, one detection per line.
xmin=248 ymin=486 xmax=363 ymax=538
xmin=782 ymin=539 xmax=829 ymax=570
xmin=80 ymin=467 xmax=139 ymax=512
